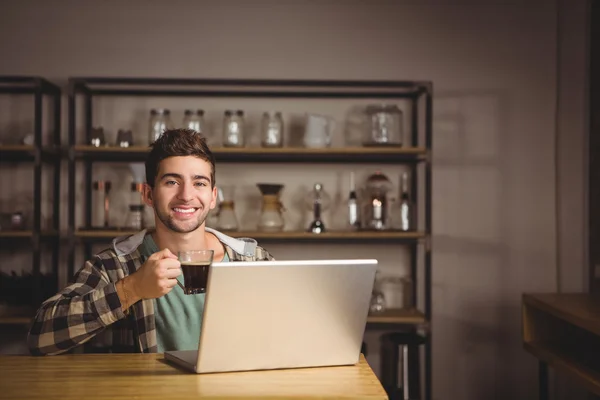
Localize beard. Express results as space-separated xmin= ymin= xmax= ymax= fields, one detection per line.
xmin=153 ymin=200 xmax=207 ymax=234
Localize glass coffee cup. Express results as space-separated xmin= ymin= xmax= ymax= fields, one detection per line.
xmin=177 ymin=250 xmax=214 ymax=295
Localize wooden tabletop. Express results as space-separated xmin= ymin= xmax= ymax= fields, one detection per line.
xmin=523 ymin=293 xmax=600 ymax=336
xmin=0 ymin=353 xmax=387 ymax=400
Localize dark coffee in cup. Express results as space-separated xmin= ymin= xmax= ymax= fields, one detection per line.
xmin=181 ymin=262 xmax=210 ymax=294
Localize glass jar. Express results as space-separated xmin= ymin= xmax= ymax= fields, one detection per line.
xmin=364 ymin=104 xmax=403 ymax=146
xmin=148 ymin=108 xmax=173 ymax=144
xmin=125 ymin=204 xmax=145 ymax=230
xmin=261 ymin=111 xmax=284 ymax=147
xmin=183 ymin=109 xmax=206 ymax=134
xmin=222 ymin=110 xmax=245 ymax=147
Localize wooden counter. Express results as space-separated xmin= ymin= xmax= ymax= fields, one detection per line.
xmin=0 ymin=353 xmax=387 ymax=399
xmin=522 ymin=293 xmax=600 ymax=399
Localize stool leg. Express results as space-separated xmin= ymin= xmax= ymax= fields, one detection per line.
xmin=380 ymin=338 xmax=399 ymax=397
xmin=539 ymin=361 xmax=548 ymax=400
xmin=404 ymin=344 xmax=421 ymax=400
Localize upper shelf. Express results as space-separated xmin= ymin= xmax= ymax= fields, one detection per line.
xmin=72 ymin=145 xmax=428 ymax=164
xmin=0 ymin=76 xmax=61 ymax=95
xmin=70 ymin=77 xmax=432 ymax=99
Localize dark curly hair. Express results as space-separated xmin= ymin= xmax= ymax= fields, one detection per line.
xmin=145 ymin=129 xmax=216 ymax=188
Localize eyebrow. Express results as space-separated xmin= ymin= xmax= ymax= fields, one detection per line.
xmin=159 ymin=173 xmax=211 ymax=182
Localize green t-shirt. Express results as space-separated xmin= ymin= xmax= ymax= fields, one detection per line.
xmin=138 ymin=234 xmax=229 ymax=353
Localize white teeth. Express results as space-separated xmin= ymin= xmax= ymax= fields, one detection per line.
xmin=174 ymin=208 xmax=195 ymax=214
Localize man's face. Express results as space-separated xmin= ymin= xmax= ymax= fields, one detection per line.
xmin=144 ymin=156 xmax=217 ymax=233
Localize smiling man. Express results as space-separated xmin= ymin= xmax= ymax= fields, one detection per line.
xmin=27 ymin=129 xmax=274 ymax=356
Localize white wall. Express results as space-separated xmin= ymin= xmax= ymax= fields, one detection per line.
xmin=0 ymin=1 xmax=589 ymax=399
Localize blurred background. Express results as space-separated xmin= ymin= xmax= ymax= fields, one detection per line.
xmin=0 ymin=1 xmax=591 ymax=399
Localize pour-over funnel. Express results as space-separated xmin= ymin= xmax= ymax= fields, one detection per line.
xmin=256 ymin=183 xmax=284 ymax=196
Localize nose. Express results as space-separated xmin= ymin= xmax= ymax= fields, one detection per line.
xmin=177 ymin=182 xmax=195 ymax=202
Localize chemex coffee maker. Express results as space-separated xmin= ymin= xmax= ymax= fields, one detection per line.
xmin=363 ymin=172 xmax=392 ymax=230
xmin=256 ymin=183 xmax=285 ymax=232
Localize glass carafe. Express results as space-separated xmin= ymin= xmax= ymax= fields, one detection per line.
xmin=256 ymin=183 xmax=285 ymax=232
xmin=216 ymin=185 xmax=239 ymax=231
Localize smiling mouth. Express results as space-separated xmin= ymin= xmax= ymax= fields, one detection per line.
xmin=172 ymin=207 xmax=199 ymax=214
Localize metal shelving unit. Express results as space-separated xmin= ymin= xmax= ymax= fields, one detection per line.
xmin=0 ymin=76 xmax=62 ymax=316
xmin=68 ymin=77 xmax=433 ymax=399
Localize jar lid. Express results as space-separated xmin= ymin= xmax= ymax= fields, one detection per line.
xmin=129 ymin=204 xmax=145 ymax=211
xmin=366 ymin=104 xmax=401 ymax=114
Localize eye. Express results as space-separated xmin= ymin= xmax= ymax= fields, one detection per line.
xmin=195 ymin=181 xmax=208 ymax=187
xmin=165 ymin=180 xmax=178 ymax=186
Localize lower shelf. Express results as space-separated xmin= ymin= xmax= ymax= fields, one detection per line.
xmin=367 ymin=308 xmax=426 ymax=326
xmin=75 ymin=229 xmax=426 ymax=243
xmin=0 ymin=309 xmax=426 ymax=328
xmin=0 ymin=316 xmax=32 ymax=325
xmin=524 ymin=341 xmax=600 ymax=395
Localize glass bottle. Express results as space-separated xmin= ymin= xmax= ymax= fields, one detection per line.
xmin=391 ymin=172 xmax=414 ymax=231
xmin=347 ymin=172 xmax=360 ymax=230
xmin=183 ymin=109 xmax=206 ymax=134
xmin=148 ymin=108 xmax=173 ymax=144
xmin=223 ymin=110 xmax=245 ymax=147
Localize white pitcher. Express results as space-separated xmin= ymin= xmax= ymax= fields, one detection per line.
xmin=304 ymin=113 xmax=335 ymax=148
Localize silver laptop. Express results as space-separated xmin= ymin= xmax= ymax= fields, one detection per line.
xmin=164 ymin=258 xmax=377 ymax=374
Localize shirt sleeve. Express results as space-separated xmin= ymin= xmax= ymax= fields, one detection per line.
xmin=27 ymin=256 xmax=127 ymax=356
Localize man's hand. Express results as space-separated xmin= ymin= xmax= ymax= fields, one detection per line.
xmin=116 ymin=248 xmax=181 ymax=312
xmin=126 ymin=248 xmax=181 ymax=301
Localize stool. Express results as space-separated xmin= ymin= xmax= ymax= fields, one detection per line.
xmin=379 ymin=332 xmax=425 ymax=400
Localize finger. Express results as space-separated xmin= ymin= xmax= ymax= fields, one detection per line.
xmin=165 ymin=268 xmax=182 ymax=279
xmin=165 ymin=278 xmax=179 ymax=288
xmin=160 ymin=258 xmax=181 ymax=269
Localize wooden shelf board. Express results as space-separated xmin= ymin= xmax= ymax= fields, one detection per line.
xmin=524 ymin=341 xmax=600 ymax=396
xmin=0 ymin=316 xmax=32 ymax=325
xmin=366 ymin=308 xmax=426 ymax=325
xmin=0 ymin=230 xmax=59 ymax=239
xmin=75 ymin=229 xmax=426 ymax=242
xmin=0 ymin=145 xmax=35 ymax=152
xmin=0 ymin=231 xmax=32 ymax=238
xmin=73 ymin=145 xmax=428 ymax=164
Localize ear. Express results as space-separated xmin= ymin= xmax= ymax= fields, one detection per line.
xmin=142 ymin=183 xmax=154 ymax=208
xmin=209 ymin=186 xmax=218 ymax=210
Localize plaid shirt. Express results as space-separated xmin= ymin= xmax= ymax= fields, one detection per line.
xmin=27 ymin=232 xmax=274 ymax=356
